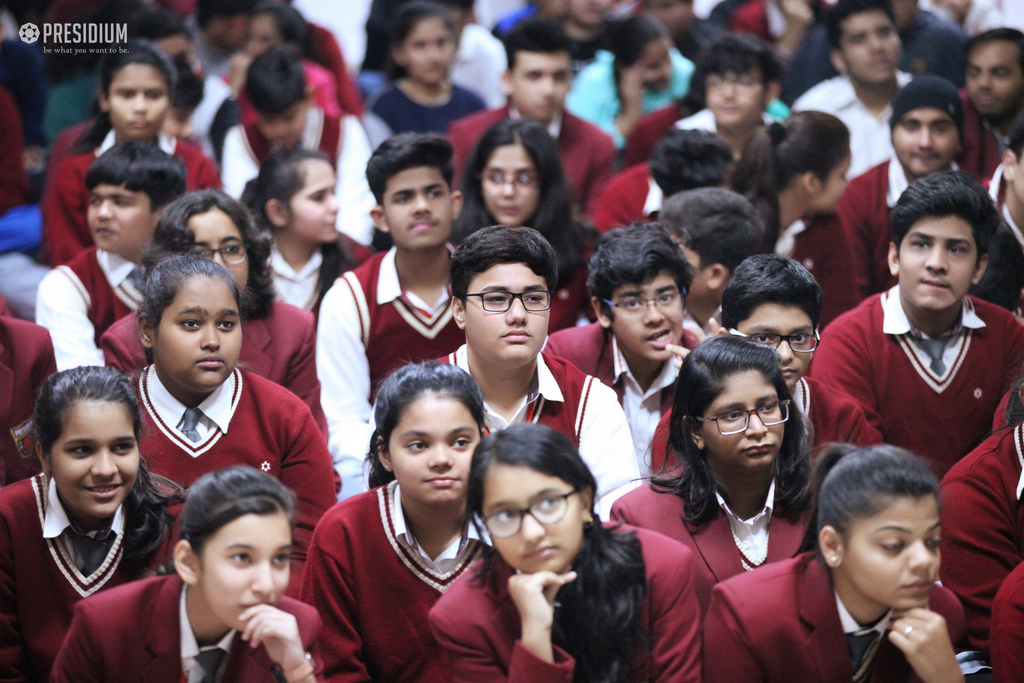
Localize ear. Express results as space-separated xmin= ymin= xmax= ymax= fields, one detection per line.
xmin=370 ymin=205 xmax=391 ymax=234
xmin=887 ymin=241 xmax=900 ymax=278
xmin=173 ymin=540 xmax=201 ymax=585
xmin=501 ymin=69 xmax=513 ymax=98
xmin=1004 ymin=149 xmax=1020 ymax=183
xmin=818 ymin=525 xmax=845 ymax=567
xmin=579 ymin=487 xmax=595 ymax=518
xmin=829 ymin=49 xmax=848 ymax=76
xmin=592 ymin=296 xmax=613 ymax=328
xmin=690 ymin=420 xmax=705 ymax=450
xmin=35 ymin=442 xmax=50 ymax=478
xmin=450 ymin=189 xmax=464 ymax=220
xmin=704 ymin=263 xmax=731 ymax=294
xmin=97 ymin=86 xmax=110 ymax=113
xmin=451 ymin=296 xmax=467 ymax=330
xmin=971 ymin=252 xmax=989 ymax=286
xmin=264 ymin=198 xmax=290 ymax=230
xmin=800 ymin=170 xmax=823 ymax=198
xmin=138 ymin=314 xmax=157 ymax=350
xmin=376 ymin=437 xmax=393 ymax=472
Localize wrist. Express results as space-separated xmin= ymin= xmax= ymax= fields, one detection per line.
xmin=282 ymin=652 xmax=314 ymax=683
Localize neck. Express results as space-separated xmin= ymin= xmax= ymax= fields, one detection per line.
xmin=716 ymin=121 xmax=761 ymax=160
xmin=400 ymin=494 xmax=467 ymax=561
xmin=620 ymin=345 xmax=666 ymax=393
xmin=688 ymin=295 xmax=719 ymax=329
xmin=899 ymin=289 xmax=963 ymax=337
xmin=185 ymin=585 xmax=233 ymax=647
xmin=711 ymin=460 xmax=774 ymax=520
xmin=832 ymin=570 xmax=890 ymax=626
xmin=1007 ymin=184 xmax=1024 ymax=231
xmin=275 ymin=233 xmax=319 ymax=273
xmin=850 ymin=76 xmax=899 ymax=117
xmin=398 ymin=78 xmax=452 ymax=106
xmin=777 ymin=185 xmax=808 ymax=232
xmin=993 ymin=108 xmax=1024 ymax=137
xmin=154 ymin=364 xmax=214 ymax=409
xmin=394 ymin=244 xmax=450 ymax=305
xmin=466 ymin=346 xmax=536 ymax=420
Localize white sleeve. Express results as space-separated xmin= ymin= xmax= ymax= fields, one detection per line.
xmin=315 ymin=275 xmax=374 ymax=500
xmin=336 ymin=116 xmax=377 ymax=246
xmin=576 ymin=378 xmax=641 ymax=520
xmin=35 ymin=268 xmax=103 ymax=371
xmin=219 ymin=125 xmax=259 ymax=199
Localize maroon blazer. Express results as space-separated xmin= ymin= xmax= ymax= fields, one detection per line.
xmin=703 ymin=552 xmax=966 ymax=683
xmin=611 ymin=485 xmax=811 ymax=615
xmin=836 ymin=160 xmax=895 ymax=300
xmin=100 ymin=302 xmax=327 ymax=438
xmin=50 ymin=574 xmax=324 ymax=682
xmin=957 ymin=89 xmax=1002 ymax=184
xmin=0 ymin=316 xmax=56 ymax=486
xmin=991 ymin=559 xmax=1024 ymax=683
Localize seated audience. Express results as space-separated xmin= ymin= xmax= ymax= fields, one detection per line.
xmin=0 ymin=314 xmax=55 ymax=485
xmin=642 ymin=0 xmax=725 ymax=62
xmin=439 ymin=0 xmax=508 ymax=108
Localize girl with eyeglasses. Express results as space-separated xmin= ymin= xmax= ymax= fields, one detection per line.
xmin=430 ymin=423 xmax=702 ymax=682
xmin=612 ymin=334 xmax=812 ymax=615
xmin=454 ymin=118 xmax=593 ymax=332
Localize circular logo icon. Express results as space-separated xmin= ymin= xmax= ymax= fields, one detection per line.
xmin=19 ymin=23 xmax=39 ymax=43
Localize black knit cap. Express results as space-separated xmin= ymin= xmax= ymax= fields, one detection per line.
xmin=890 ymin=74 xmax=963 ymax=139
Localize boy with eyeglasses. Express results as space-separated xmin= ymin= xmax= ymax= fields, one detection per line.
xmin=545 ymin=223 xmax=695 ymax=474
xmin=446 ymin=225 xmax=639 ymax=516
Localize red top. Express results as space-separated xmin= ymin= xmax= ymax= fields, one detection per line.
xmin=58 ymin=247 xmax=141 ymax=347
xmin=836 ymin=160 xmax=895 ymax=300
xmin=309 ymin=23 xmax=363 ymax=118
xmin=591 ymin=163 xmax=652 ymax=234
xmin=957 ymin=89 xmax=1003 ymax=184
xmin=790 ymin=212 xmax=864 ymax=329
xmin=0 ymin=86 xmax=29 ymax=217
xmin=622 ymin=105 xmax=684 ymax=170
xmin=729 ymin=0 xmax=772 ymax=42
xmin=0 ymin=317 xmax=56 ymax=486
xmin=992 ymin=559 xmax=1024 ymax=682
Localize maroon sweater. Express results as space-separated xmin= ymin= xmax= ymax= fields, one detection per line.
xmin=0 ymin=318 xmax=55 ymax=486
xmin=835 ymin=160 xmax=895 ymax=300
xmin=56 ymin=247 xmax=140 ymax=347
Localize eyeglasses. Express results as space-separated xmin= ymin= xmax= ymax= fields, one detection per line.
xmin=189 ymin=243 xmax=248 ymax=265
xmin=483 ymin=490 xmax=578 ymax=539
xmin=466 ymin=290 xmax=553 ymax=312
xmin=692 ymin=399 xmax=790 ymax=436
xmin=480 ymin=169 xmax=540 ymax=190
xmin=604 ymin=289 xmax=684 ymax=316
xmin=705 ymin=73 xmax=762 ymax=90
xmin=729 ymin=329 xmax=819 ymax=353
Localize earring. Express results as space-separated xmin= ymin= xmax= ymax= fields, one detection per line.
xmin=583 ymin=515 xmax=594 ymax=529
xmin=830 ymin=556 xmax=839 ymax=565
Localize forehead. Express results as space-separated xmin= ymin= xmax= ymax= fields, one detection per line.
xmin=611 ymin=270 xmax=678 ymax=295
xmin=839 ymin=9 xmax=894 ymax=41
xmin=512 ymin=50 xmax=571 ymax=72
xmin=467 ymin=261 xmax=548 ymax=291
xmin=384 ymin=165 xmax=449 ymax=195
xmin=110 ymin=63 xmax=168 ymax=88
xmin=968 ymin=39 xmax=1024 ymax=68
xmin=485 ymin=144 xmax=535 ymax=169
xmin=204 ymin=512 xmax=292 ymax=550
xmin=483 ymin=463 xmax=570 ymax=506
xmin=187 ymin=208 xmax=244 ymax=243
xmin=902 ymin=214 xmax=976 ymax=244
xmin=167 ymin=276 xmax=238 ymax=310
xmin=394 ymin=394 xmax=477 ymax=432
xmin=848 ymin=495 xmax=940 ymax=535
xmin=58 ymin=399 xmax=135 ymax=438
xmin=895 ymin=107 xmax=956 ymax=126
xmin=736 ymin=302 xmax=814 ymax=330
xmin=708 ymin=369 xmax=777 ymax=407
xmin=297 ymin=158 xmax=336 ymax=188
xmin=406 ymin=16 xmax=452 ymax=39
xmin=90 ymin=183 xmax=142 ymax=199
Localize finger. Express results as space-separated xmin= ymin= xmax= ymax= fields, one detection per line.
xmin=666 ymin=343 xmax=689 ymax=359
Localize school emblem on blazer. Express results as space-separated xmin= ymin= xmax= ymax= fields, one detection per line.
xmin=10 ymin=417 xmax=34 ymax=459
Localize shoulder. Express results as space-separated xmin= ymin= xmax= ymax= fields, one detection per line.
xmin=928 ymin=583 xmax=965 ymax=640
xmin=0 ymin=315 xmax=53 ymax=355
xmin=629 ymin=524 xmax=694 ymax=569
xmin=712 ymin=553 xmax=811 ymax=610
xmin=610 ymin=163 xmax=651 ymax=189
xmin=941 ymin=426 xmax=1019 ymax=487
xmin=971 ymin=296 xmax=1024 ymax=338
xmin=315 ymin=488 xmax=382 ymax=539
xmin=431 ymin=557 xmax=512 ymax=630
xmin=239 ymin=370 xmax=310 ymax=411
xmin=0 ymin=476 xmax=42 ymax=520
xmin=75 ymin=574 xmax=177 ymax=622
xmin=449 ymin=106 xmax=506 ymax=137
xmin=545 ymin=323 xmax=606 ymax=358
xmin=793 ymin=76 xmax=850 ymax=111
xmin=561 ymin=111 xmax=615 ymax=147
xmin=821 ymin=294 xmax=883 ymax=335
xmin=264 ymin=301 xmax=316 ymax=332
xmin=611 ymin=484 xmax=684 ymax=523
xmin=451 ymin=85 xmax=486 ymax=108
xmin=804 ymin=376 xmax=866 ymax=411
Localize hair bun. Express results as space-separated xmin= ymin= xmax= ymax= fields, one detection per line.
xmin=768 ymin=121 xmax=787 ymax=145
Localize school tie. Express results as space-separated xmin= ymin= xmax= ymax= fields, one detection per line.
xmin=195 ymin=647 xmax=227 ymax=683
xmin=128 ymin=265 xmax=145 ymax=291
xmin=910 ymin=335 xmax=952 ymax=375
xmin=65 ymin=530 xmax=116 ymax=575
xmin=847 ymin=630 xmax=883 ymax=683
xmin=180 ymin=408 xmax=203 ymax=443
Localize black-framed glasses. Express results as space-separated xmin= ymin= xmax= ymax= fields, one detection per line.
xmin=692 ymin=399 xmax=790 ymax=436
xmin=466 ymin=290 xmax=553 ymax=312
xmin=729 ymin=329 xmax=819 ymax=353
xmin=189 ymin=243 xmax=248 ymax=265
xmin=479 ymin=169 xmax=540 ymax=189
xmin=483 ymin=490 xmax=579 ymax=539
xmin=604 ymin=288 xmax=685 ymax=317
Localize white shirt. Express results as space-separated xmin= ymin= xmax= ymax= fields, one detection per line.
xmin=35 ymin=249 xmax=141 ymax=370
xmin=509 ymin=104 xmax=563 ymax=139
xmin=775 ymin=219 xmax=808 ymax=259
xmin=885 ymin=157 xmax=959 ymax=208
xmin=98 ymin=129 xmax=176 ymax=156
xmin=220 ymin=111 xmax=377 ymax=245
xmin=180 ymin=586 xmax=236 ymax=683
xmin=147 ymin=365 xmax=236 ymax=442
xmin=836 ymin=589 xmax=891 ymax=636
xmin=643 ymin=176 xmax=663 ymax=218
xmin=451 ymin=23 xmax=508 ymax=109
xmin=42 ymin=477 xmax=124 ymax=572
xmin=449 ymin=344 xmax=640 ymax=519
xmin=881 ymin=284 xmax=987 ymax=371
xmin=715 ymin=479 xmax=775 ymax=569
xmin=191 ymin=74 xmax=234 ymax=161
xmin=391 ymin=483 xmax=481 ymax=573
xmin=611 ymin=336 xmax=678 ymax=478
xmin=793 ymin=72 xmax=913 ymax=178
xmin=675 ymin=107 xmax=780 ymax=133
xmin=270 ymin=247 xmax=322 ymax=311
xmin=316 ymin=247 xmax=450 ymax=499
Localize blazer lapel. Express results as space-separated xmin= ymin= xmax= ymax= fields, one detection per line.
xmin=798 ymin=557 xmax=853 ymax=683
xmin=238 ymin=317 xmax=272 ymax=378
xmin=685 ymin=513 xmax=744 ymax=582
xmin=142 ymin=576 xmax=188 ymax=679
xmin=222 ymin=637 xmax=278 ymax=682
xmin=766 ymin=510 xmax=811 ymax=563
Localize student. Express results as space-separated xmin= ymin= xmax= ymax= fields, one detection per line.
xmin=566 ymin=14 xmax=694 ymax=149
xmin=101 ymin=190 xmax=328 ymax=437
xmin=730 ymin=111 xmax=861 ymax=328
xmin=659 ymin=187 xmax=764 ymax=340
xmin=50 ymin=466 xmax=324 ymax=682
xmin=243 ymin=148 xmax=350 ymax=314
xmin=0 ymin=366 xmax=180 ymax=681
xmin=813 ymin=170 xmax=1024 ymax=478
xmin=439 ymin=0 xmax=509 ymax=109
xmin=446 ymin=225 xmax=639 ymax=518
xmin=702 ymin=444 xmax=966 ymax=683
xmin=317 ymin=133 xmax=466 ymax=498
xmin=838 ymin=74 xmax=964 ymax=299
xmin=642 ymin=0 xmax=725 ymax=63
xmin=220 ymin=46 xmax=376 ymax=247
xmin=429 ymin=424 xmax=703 ymax=682
xmin=612 ymin=335 xmax=812 ymax=614
xmin=193 ymin=0 xmax=255 ymax=80
xmin=545 ymin=223 xmax=693 ymax=475
xmin=447 ymin=16 xmax=616 ymax=216
xmin=722 ymin=254 xmax=882 ymax=450
xmin=134 ymin=255 xmax=335 ymax=593
xmin=454 ymin=118 xmax=591 ymax=330
xmin=43 ymin=41 xmax=222 ymax=267
xmin=364 ymin=2 xmax=486 ymax=148
xmin=36 ymin=141 xmax=188 ymax=371
xmin=561 ymin=0 xmax=614 ymax=72
xmin=990 ymin=113 xmax=1024 ymax=248
xmin=303 ymin=361 xmax=486 ymax=682
xmin=591 ymin=127 xmax=733 ymax=233
xmin=0 ymin=315 xmax=55 ymax=486
xmin=164 ymin=56 xmax=205 ymax=143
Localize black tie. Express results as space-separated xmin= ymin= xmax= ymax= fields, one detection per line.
xmin=65 ymin=530 xmax=116 ymax=575
xmin=195 ymin=647 xmax=227 ymax=683
xmin=847 ymin=630 xmax=882 ymax=683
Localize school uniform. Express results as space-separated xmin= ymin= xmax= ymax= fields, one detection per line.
xmin=429 ymin=525 xmax=701 ymax=683
xmin=220 ymin=108 xmax=376 ymax=246
xmin=35 ymin=246 xmax=143 ymax=370
xmin=621 ymin=104 xmax=687 ymax=170
xmin=702 ymin=551 xmax=966 ymax=683
xmin=442 ymin=345 xmax=640 ymax=520
xmin=591 ymin=163 xmax=659 ymax=233
xmin=301 ymin=481 xmax=483 ymax=682
xmin=0 ymin=316 xmax=55 ymax=486
xmin=0 ymin=474 xmax=174 ymax=681
xmin=611 ymin=481 xmax=810 ymax=615
xmin=991 ymin=560 xmax=1024 ymax=683
xmin=957 ymin=89 xmax=1003 ymax=184
xmin=939 ymin=423 xmax=1024 ymax=660
xmin=100 ymin=302 xmax=328 ymax=439
xmin=50 ymin=573 xmax=324 ymax=683
xmin=546 ymin=265 xmax=591 ymax=333
xmin=41 ymin=132 xmax=221 ymax=266
xmin=137 ymin=366 xmax=335 ymax=595
xmin=812 ymin=287 xmax=1024 ymax=477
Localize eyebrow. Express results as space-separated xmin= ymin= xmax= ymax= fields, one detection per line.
xmin=714 ymin=394 xmax=778 ymax=411
xmin=746 ymin=325 xmax=814 ymax=333
xmin=179 ymin=306 xmax=208 ymax=315
xmin=874 ymin=521 xmax=942 ymax=533
xmin=479 ymin=284 xmax=547 ymax=292
xmin=485 ymin=487 xmax=564 ymax=514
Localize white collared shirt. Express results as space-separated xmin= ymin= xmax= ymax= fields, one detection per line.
xmin=881 ymin=284 xmax=987 ymax=372
xmin=611 ymin=336 xmax=678 ymax=477
xmin=836 ymin=589 xmax=891 ymax=636
xmin=885 ymin=158 xmax=960 ymax=208
xmin=793 ymin=72 xmax=913 ymax=178
xmin=449 ymin=344 xmax=640 ymax=519
xmin=451 ymin=23 xmax=508 ymax=109
xmin=147 ymin=365 xmax=235 ymax=442
xmin=391 ymin=483 xmax=481 ymax=573
xmin=715 ymin=479 xmax=775 ymax=567
xmin=643 ymin=176 xmax=664 ymax=219
xmin=42 ymin=477 xmax=124 ymax=572
xmin=775 ymin=219 xmax=807 ymax=259
xmin=675 ymin=108 xmax=780 ymax=134
xmin=270 ymin=247 xmax=323 ymax=311
xmin=180 ymin=586 xmax=236 ymax=683
xmin=98 ymin=129 xmax=176 ymax=156
xmin=509 ymin=103 xmax=563 ymax=139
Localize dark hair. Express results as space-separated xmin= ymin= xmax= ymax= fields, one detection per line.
xmin=1005 ymin=366 xmax=1024 ymax=425
xmin=609 ymin=14 xmax=668 ymax=70
xmin=965 ymin=28 xmax=1024 ymax=73
xmin=34 ymin=366 xmax=182 ymax=573
xmin=691 ymin=32 xmax=782 ymax=102
xmin=450 ymin=225 xmax=559 ymax=300
xmin=75 ymin=40 xmax=176 ymax=153
xmin=467 ymin=424 xmax=647 ymax=683
xmin=969 ymin=227 xmax=1024 ymax=311
xmin=649 ymin=128 xmax=733 ymax=197
xmin=242 ymin=148 xmax=351 ymax=312
xmin=890 ymin=170 xmax=998 ymax=263
xmin=730 ymin=111 xmax=850 ymax=251
xmin=170 ymin=56 xmax=204 ymax=112
xmin=826 ymin=0 xmax=896 ymax=50
xmin=587 ymin=222 xmax=693 ymax=319
xmin=455 ymin=118 xmax=587 ymax=283
xmin=196 ymin=0 xmax=258 ymax=28
xmin=139 ymin=254 xmax=240 ymax=331
xmin=179 ymin=466 xmax=295 ymax=556
xmin=366 ymin=132 xmax=455 ymax=205
xmin=366 ymin=361 xmax=486 ymax=487
xmin=146 ymin=190 xmax=275 ymax=320
xmin=84 ymin=141 xmax=187 ymax=211
xmin=131 ymin=7 xmax=191 ymax=42
xmin=502 ymin=16 xmax=573 ymax=70
xmin=387 ymin=1 xmax=456 ymax=80
xmin=246 ymin=45 xmax=308 ymax=116
xmin=660 ymin=187 xmax=763 ymax=272
xmin=721 ymin=254 xmax=824 ymax=330
xmin=252 ymin=0 xmax=311 ymax=54
xmin=652 ymin=335 xmax=811 ymax=525
xmin=1007 ymin=111 xmax=1024 ymax=157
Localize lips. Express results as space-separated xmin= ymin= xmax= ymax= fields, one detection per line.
xmin=648 ymin=329 xmax=673 ymax=349
xmin=504 ymin=330 xmax=530 ymax=342
xmin=427 ymin=477 xmax=458 ymax=489
xmin=409 ymin=219 xmax=436 ymax=231
xmin=86 ymin=483 xmax=122 ymax=501
xmin=920 ymin=279 xmax=950 ymax=291
xmin=525 ymin=546 xmax=557 ymax=560
xmin=197 ymin=355 xmax=225 ymax=369
xmin=742 ymin=444 xmax=774 ymax=458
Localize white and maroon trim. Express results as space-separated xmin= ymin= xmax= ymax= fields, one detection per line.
xmin=1014 ymin=423 xmax=1024 ymax=501
xmin=574 ymin=376 xmax=594 ymax=442
xmin=340 ymin=271 xmax=371 ymax=347
xmin=139 ymin=366 xmax=242 ymax=457
xmin=894 ymin=331 xmax=973 ymax=394
xmin=391 ymin=297 xmax=454 ymax=340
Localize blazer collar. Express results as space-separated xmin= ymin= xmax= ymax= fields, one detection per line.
xmin=796 ymin=555 xmax=858 ymax=682
xmin=142 ymin=575 xmax=188 ymax=678
xmin=684 ymin=505 xmax=807 ymax=582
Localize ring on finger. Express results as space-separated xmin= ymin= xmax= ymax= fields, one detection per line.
xmin=903 ymin=625 xmax=914 ymax=637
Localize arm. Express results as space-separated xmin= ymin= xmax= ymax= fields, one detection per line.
xmin=991 ymin=569 xmax=1024 ymax=683
xmin=810 ymin=320 xmax=883 ymax=434
xmin=35 ymin=268 xmax=104 ymax=370
xmin=336 ymin=117 xmax=376 ymax=246
xmin=702 ymin=586 xmax=766 ymax=683
xmin=48 ymin=602 xmax=105 ymax=683
xmin=190 ymin=150 xmax=222 ymax=190
xmin=99 ymin=315 xmax=146 ymax=375
xmin=581 ymin=133 xmax=616 ymax=219
xmin=577 ymin=379 xmax=641 ymax=520
xmin=279 ymin=306 xmax=328 ymax=439
xmin=219 ymin=126 xmax=259 ymax=199
xmin=41 ymin=158 xmax=90 ymax=265
xmin=0 ymin=513 xmax=28 ymax=682
xmin=835 ymin=190 xmax=875 ymax=301
xmin=648 ymin=542 xmax=703 ymax=682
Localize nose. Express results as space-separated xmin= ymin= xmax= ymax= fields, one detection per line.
xmin=428 ymin=444 xmax=454 ymax=470
xmin=500 ymin=180 xmax=516 ymax=198
xmin=519 ymin=511 xmax=547 ymax=543
xmin=540 ymin=76 xmax=556 ymax=97
xmin=643 ymin=300 xmax=666 ymax=324
xmin=745 ymin=410 xmax=769 ymax=436
xmin=776 ymin=339 xmax=795 ymax=364
xmin=97 ymin=199 xmax=113 ymax=219
xmin=924 ymin=245 xmax=947 ymax=271
xmin=412 ymin=192 xmax=431 ymax=213
xmin=92 ymin=449 xmax=118 ymax=478
xmin=505 ymin=295 xmax=529 ymax=323
xmin=201 ymin=323 xmax=222 ymax=350
xmin=250 ymin=560 xmax=276 ymax=597
xmin=917 ymin=126 xmax=934 ymax=148
xmin=907 ymin=540 xmax=937 ymax=573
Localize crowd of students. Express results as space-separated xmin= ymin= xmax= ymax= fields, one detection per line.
xmin=3 ymin=0 xmax=1024 ymax=680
